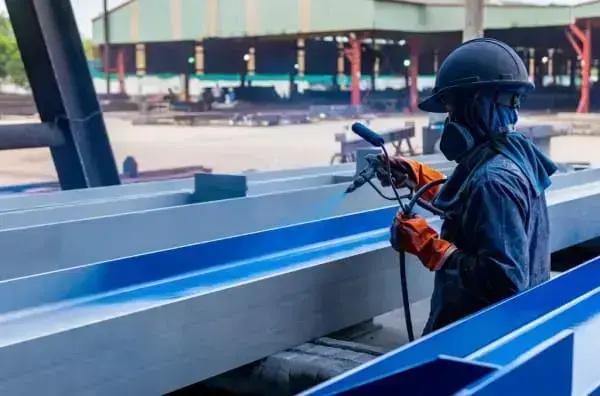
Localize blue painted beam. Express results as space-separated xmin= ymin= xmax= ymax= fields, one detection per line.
xmin=1 ymin=187 xmax=598 ymax=394
xmin=0 ymin=168 xmax=595 ymax=283
xmin=0 ymin=183 xmax=396 ymax=281
xmin=459 ymin=331 xmax=574 ymax=395
xmin=303 ymin=256 xmax=600 ymax=395
xmin=0 ymin=175 xmax=598 ymax=393
xmin=0 ymin=206 xmax=429 ymax=394
xmin=339 ymin=357 xmax=498 ymax=396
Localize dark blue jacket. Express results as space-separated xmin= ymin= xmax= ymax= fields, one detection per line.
xmin=424 ymin=152 xmax=553 ymax=334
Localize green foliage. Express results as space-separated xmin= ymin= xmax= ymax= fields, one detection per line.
xmin=82 ymin=38 xmax=96 ymax=60
xmin=0 ymin=13 xmax=27 ymax=88
xmin=0 ymin=14 xmax=96 ymax=89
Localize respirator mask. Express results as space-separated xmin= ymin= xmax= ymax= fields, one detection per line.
xmin=439 ymin=119 xmax=474 ymax=162
xmin=438 ymin=91 xmax=521 ymax=162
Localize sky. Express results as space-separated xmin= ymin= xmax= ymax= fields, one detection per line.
xmin=0 ymin=0 xmax=584 ymax=39
xmin=0 ymin=0 xmax=129 ymax=38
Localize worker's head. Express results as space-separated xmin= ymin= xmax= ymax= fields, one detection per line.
xmin=419 ymin=38 xmax=532 ymax=161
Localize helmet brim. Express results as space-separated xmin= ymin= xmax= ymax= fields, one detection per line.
xmin=418 ymin=80 xmax=535 ymax=113
xmin=418 ymin=93 xmax=446 ymax=113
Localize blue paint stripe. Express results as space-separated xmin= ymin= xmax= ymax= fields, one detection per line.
xmin=0 ymin=206 xmax=396 ymax=315
xmin=53 ymin=205 xmax=396 ymax=298
xmin=0 ymin=221 xmax=390 ymax=345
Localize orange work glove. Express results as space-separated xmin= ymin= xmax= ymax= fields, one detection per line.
xmin=390 ymin=213 xmax=457 ymax=271
xmin=378 ymin=156 xmax=445 ymax=202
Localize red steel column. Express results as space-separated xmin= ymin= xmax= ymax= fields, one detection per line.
xmin=409 ymin=38 xmax=420 ymax=113
xmin=116 ymin=49 xmax=126 ymax=94
xmin=344 ymin=35 xmax=361 ymax=106
xmin=566 ymin=21 xmax=592 ymax=113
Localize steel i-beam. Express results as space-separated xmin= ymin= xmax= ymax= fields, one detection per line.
xmin=0 ymin=175 xmax=599 ymax=393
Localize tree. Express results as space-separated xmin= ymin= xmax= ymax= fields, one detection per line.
xmin=82 ymin=38 xmax=97 ymax=60
xmin=0 ymin=13 xmax=27 ymax=88
xmin=0 ymin=14 xmax=94 ymax=89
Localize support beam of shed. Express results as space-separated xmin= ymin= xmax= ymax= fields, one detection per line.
xmin=463 ymin=0 xmax=484 ymax=42
xmin=6 ymin=0 xmax=121 ymax=189
xmin=409 ymin=38 xmax=420 ymax=113
xmin=566 ymin=21 xmax=591 ymax=113
xmin=344 ymin=35 xmax=361 ymax=107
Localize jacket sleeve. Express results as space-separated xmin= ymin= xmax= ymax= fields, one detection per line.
xmin=442 ymin=178 xmax=530 ymax=304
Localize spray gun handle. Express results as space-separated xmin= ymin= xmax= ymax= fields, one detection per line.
xmin=365 ymin=154 xmax=416 ymax=191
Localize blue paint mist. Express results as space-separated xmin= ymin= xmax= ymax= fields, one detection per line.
xmin=304 ymin=191 xmax=349 ymax=223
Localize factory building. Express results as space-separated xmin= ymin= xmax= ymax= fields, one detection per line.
xmin=92 ymin=0 xmax=600 ymax=112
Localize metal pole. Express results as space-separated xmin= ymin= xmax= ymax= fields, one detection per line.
xmin=566 ymin=22 xmax=592 ymax=114
xmin=463 ymin=0 xmax=484 ymax=42
xmin=6 ymin=0 xmax=121 ymax=189
xmin=103 ymin=0 xmax=110 ymax=94
xmin=409 ymin=38 xmax=419 ymax=112
xmin=344 ymin=34 xmax=361 ymax=107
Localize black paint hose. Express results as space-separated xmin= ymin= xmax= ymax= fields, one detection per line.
xmin=349 ymin=122 xmax=446 ymax=342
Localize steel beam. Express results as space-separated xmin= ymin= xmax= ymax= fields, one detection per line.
xmin=0 ymin=161 xmax=589 ymax=231
xmin=304 ymin=255 xmax=600 ymax=395
xmin=0 ymin=123 xmax=64 ymax=150
xmin=0 ymin=183 xmax=396 ymax=281
xmin=0 ymin=173 xmax=355 ymax=229
xmin=0 ymin=167 xmax=463 ymax=232
xmin=0 ymin=177 xmax=599 ymax=394
xmin=5 ymin=0 xmax=120 ymax=189
xmin=0 ymin=167 xmax=592 ymax=281
xmin=0 ymin=155 xmax=451 ymax=214
xmin=566 ymin=21 xmax=591 ymax=114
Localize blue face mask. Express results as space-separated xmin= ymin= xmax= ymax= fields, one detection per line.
xmin=440 ymin=119 xmax=475 ymax=162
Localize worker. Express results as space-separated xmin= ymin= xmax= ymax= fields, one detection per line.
xmin=379 ymin=38 xmax=558 ymax=334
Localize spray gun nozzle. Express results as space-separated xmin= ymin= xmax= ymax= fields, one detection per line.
xmin=345 ymin=167 xmax=377 ymax=194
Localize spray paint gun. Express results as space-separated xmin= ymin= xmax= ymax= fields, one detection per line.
xmin=345 ymin=122 xmax=444 ymax=217
xmin=344 ymin=156 xmax=380 ymax=194
xmin=345 ymin=122 xmax=446 ymax=342
xmin=345 ymin=153 xmax=417 ymax=195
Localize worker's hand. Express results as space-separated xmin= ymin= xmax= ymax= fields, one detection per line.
xmin=368 ymin=154 xmax=416 ymax=190
xmin=373 ymin=155 xmax=446 ymax=201
xmin=390 ymin=212 xmax=456 ymax=271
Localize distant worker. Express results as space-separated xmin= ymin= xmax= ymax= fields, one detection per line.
xmin=165 ymin=88 xmax=178 ymax=105
xmin=379 ymin=38 xmax=558 ymax=334
xmin=212 ymin=84 xmax=223 ymax=101
xmin=225 ymin=87 xmax=236 ymax=104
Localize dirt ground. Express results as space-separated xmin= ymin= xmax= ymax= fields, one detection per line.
xmin=0 ymin=113 xmax=597 ymax=186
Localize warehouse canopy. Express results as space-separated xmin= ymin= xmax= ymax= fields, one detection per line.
xmin=92 ymin=0 xmax=600 ymax=44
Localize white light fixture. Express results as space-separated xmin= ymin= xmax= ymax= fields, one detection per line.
xmin=403 ymin=59 xmax=411 ymax=67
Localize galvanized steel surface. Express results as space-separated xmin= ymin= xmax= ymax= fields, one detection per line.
xmin=0 ymin=166 xmax=598 ymax=394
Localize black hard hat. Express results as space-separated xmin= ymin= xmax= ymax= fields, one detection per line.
xmin=419 ymin=38 xmax=534 ymax=113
